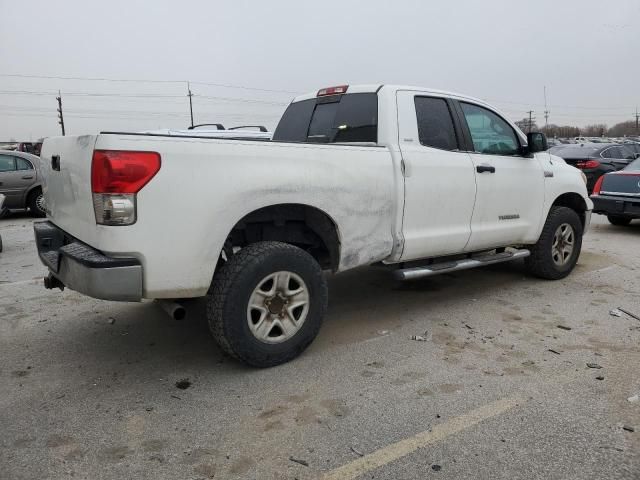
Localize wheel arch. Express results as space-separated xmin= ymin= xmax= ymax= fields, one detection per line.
xmin=222 ymin=203 xmax=341 ymax=272
xmin=22 ymin=183 xmax=42 ymax=207
xmin=550 ymin=192 xmax=588 ymax=228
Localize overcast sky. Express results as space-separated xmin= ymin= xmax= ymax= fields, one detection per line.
xmin=1 ymin=0 xmax=638 ymax=140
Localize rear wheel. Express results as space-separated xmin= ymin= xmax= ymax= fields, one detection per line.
xmin=28 ymin=189 xmax=46 ymax=217
xmin=607 ymin=215 xmax=632 ymax=226
xmin=207 ymin=241 xmax=328 ymax=367
xmin=525 ymin=206 xmax=583 ymax=280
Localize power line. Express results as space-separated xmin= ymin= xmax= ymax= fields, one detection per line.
xmin=0 ymin=89 xmax=289 ymax=105
xmin=0 ymin=73 xmax=301 ymax=94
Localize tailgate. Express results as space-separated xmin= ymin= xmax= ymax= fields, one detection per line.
xmin=40 ymin=135 xmax=98 ymax=241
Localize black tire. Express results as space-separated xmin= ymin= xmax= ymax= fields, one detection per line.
xmin=607 ymin=215 xmax=632 ymax=226
xmin=525 ymin=206 xmax=583 ymax=280
xmin=27 ymin=189 xmax=46 ymax=218
xmin=207 ymin=241 xmax=328 ymax=367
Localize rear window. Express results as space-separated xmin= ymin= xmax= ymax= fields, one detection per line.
xmin=273 ymin=93 xmax=378 ymax=143
xmin=553 ymin=145 xmax=601 ymax=159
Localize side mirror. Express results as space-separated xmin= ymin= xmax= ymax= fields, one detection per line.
xmin=634 ymin=153 xmax=640 ymax=160
xmin=526 ymin=132 xmax=548 ymax=153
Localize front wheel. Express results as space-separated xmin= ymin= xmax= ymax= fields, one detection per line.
xmin=207 ymin=241 xmax=328 ymax=367
xmin=607 ymin=215 xmax=632 ymax=226
xmin=525 ymin=206 xmax=583 ymax=280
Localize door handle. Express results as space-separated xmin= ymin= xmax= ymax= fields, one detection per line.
xmin=476 ymin=165 xmax=496 ymax=174
xmin=22 ymin=175 xmax=34 ymax=180
xmin=51 ymin=155 xmax=60 ymax=171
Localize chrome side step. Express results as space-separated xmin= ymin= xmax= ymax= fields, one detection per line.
xmin=393 ymin=249 xmax=531 ymax=281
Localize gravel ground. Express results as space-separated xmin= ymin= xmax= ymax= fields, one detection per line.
xmin=0 ymin=212 xmax=639 ymax=480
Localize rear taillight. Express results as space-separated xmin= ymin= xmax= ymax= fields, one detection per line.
xmin=91 ymin=150 xmax=161 ymax=225
xmin=317 ymin=85 xmax=348 ymax=96
xmin=592 ymin=175 xmax=605 ymax=195
xmin=575 ymin=159 xmax=600 ymax=169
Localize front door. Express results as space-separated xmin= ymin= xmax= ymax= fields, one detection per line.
xmin=397 ymin=91 xmax=477 ymax=261
xmin=455 ymin=101 xmax=545 ymax=251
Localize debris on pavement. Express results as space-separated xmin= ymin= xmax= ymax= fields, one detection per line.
xmin=627 ymin=395 xmax=639 ymax=403
xmin=432 ymin=464 xmax=442 ymax=471
xmin=175 ymin=379 xmax=192 ymax=390
xmin=618 ymin=307 xmax=640 ymax=321
xmin=595 ymin=376 xmax=604 ymax=381
xmin=289 ymin=456 xmax=309 ymax=467
xmin=410 ymin=332 xmax=428 ymax=342
xmin=107 ymin=317 xmax=116 ymax=325
xmin=377 ymin=330 xmax=389 ymax=336
xmin=586 ymin=363 xmax=602 ymax=369
xmin=556 ymin=325 xmax=572 ymax=331
xmin=622 ymin=425 xmax=635 ymax=433
xmin=350 ymin=446 xmax=364 ymax=457
xmin=547 ymin=349 xmax=561 ymax=355
xmin=609 ymin=309 xmax=622 ymax=317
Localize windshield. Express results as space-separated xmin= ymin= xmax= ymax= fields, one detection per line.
xmin=273 ymin=93 xmax=378 ymax=143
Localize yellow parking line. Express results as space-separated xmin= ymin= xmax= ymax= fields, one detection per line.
xmin=321 ymin=395 xmax=523 ymax=480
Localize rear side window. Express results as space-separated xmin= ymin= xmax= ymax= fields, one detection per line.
xmin=273 ymin=93 xmax=378 ymax=143
xmin=626 ymin=158 xmax=640 ymax=171
xmin=414 ymin=97 xmax=458 ymax=151
xmin=16 ymin=157 xmax=33 ymax=170
xmin=460 ymin=102 xmax=520 ymax=155
xmin=0 ymin=155 xmax=16 ymax=172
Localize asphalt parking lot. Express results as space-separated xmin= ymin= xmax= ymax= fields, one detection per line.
xmin=1 ymin=213 xmax=639 ymax=480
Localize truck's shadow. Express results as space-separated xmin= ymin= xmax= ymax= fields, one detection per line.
xmin=35 ymin=260 xmax=533 ymax=385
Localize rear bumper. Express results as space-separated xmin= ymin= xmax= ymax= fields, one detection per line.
xmin=33 ymin=221 xmax=143 ymax=301
xmin=590 ymin=195 xmax=640 ymax=218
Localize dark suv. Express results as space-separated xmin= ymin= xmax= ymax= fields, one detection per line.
xmin=0 ymin=150 xmax=46 ymax=217
xmin=549 ymin=143 xmax=638 ymax=193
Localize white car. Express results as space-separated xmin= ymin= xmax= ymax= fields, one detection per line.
xmin=35 ymin=84 xmax=592 ymax=367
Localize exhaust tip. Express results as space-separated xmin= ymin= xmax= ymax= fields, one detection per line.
xmin=156 ymin=299 xmax=187 ymax=321
xmin=173 ymin=306 xmax=186 ymax=321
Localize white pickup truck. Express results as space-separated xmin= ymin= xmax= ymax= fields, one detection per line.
xmin=35 ymin=84 xmax=592 ymax=367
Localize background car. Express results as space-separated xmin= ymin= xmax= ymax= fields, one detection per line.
xmin=549 ymin=142 xmax=638 ymax=193
xmin=591 ymin=157 xmax=640 ymax=225
xmin=0 ymin=150 xmax=46 ymax=217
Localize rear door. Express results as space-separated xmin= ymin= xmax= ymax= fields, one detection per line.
xmin=0 ymin=154 xmax=34 ymax=207
xmin=397 ymin=91 xmax=476 ymax=260
xmin=455 ymin=101 xmax=545 ymax=251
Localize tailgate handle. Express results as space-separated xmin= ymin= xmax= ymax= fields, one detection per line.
xmin=51 ymin=155 xmax=60 ymax=171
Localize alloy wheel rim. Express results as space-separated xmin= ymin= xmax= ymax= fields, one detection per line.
xmin=551 ymin=223 xmax=574 ymax=266
xmin=247 ymin=271 xmax=310 ymax=344
xmin=35 ymin=193 xmax=46 ymax=213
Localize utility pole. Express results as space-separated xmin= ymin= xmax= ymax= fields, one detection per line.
xmin=635 ymin=107 xmax=639 ymax=135
xmin=543 ymin=86 xmax=549 ymax=130
xmin=187 ymin=82 xmax=194 ymax=128
xmin=526 ymin=110 xmax=535 ymax=133
xmin=56 ymin=90 xmax=65 ymax=136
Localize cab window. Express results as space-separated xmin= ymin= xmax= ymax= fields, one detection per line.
xmin=460 ymin=103 xmax=520 ymax=155
xmin=414 ymin=97 xmax=459 ymax=151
